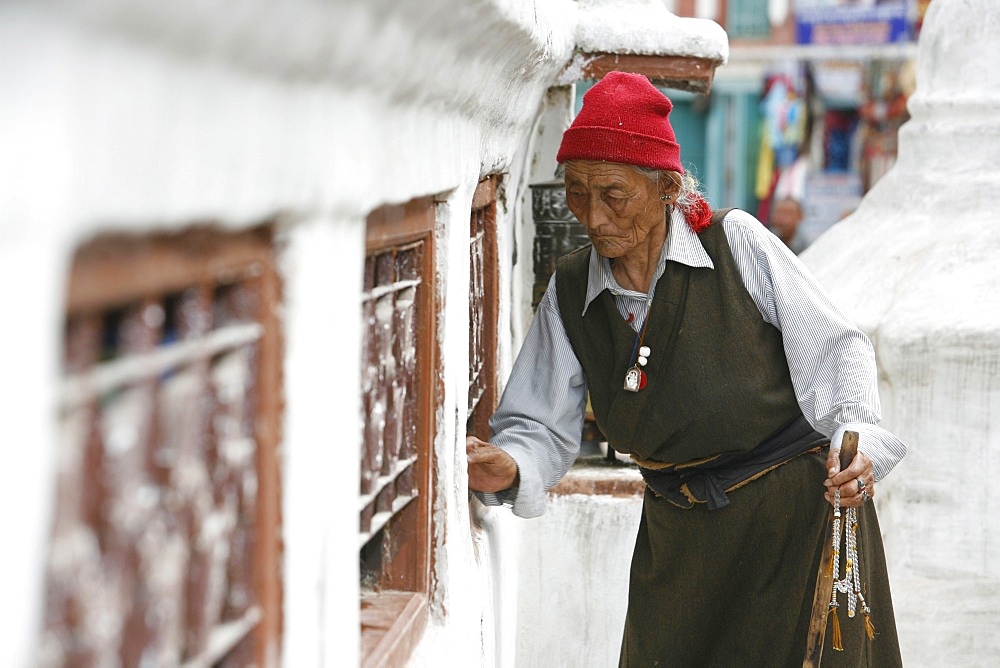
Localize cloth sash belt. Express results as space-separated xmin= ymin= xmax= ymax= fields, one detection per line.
xmin=636 ymin=414 xmax=829 ymax=510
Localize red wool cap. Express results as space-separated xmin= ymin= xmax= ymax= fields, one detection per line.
xmin=557 ymin=71 xmax=684 ymax=173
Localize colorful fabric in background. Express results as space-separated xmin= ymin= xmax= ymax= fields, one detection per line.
xmin=762 ymin=76 xmax=807 ymax=169
xmin=755 ymin=67 xmax=810 ymax=226
xmin=754 ymin=126 xmax=775 ymax=203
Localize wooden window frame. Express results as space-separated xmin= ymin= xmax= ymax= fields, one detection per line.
xmin=49 ymin=225 xmax=283 ymax=666
xmin=360 ymin=197 xmax=439 ymax=668
xmin=466 ymin=175 xmax=501 ymax=441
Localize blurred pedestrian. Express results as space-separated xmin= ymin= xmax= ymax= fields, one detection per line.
xmin=770 ymin=195 xmax=808 ymax=253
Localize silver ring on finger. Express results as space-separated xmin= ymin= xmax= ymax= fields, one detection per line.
xmin=861 ymin=490 xmax=870 ymax=503
xmin=857 ymin=477 xmax=866 ymax=490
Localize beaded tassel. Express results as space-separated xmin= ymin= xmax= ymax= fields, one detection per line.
xmin=828 ymin=488 xmax=844 ymax=651
xmin=828 ymin=487 xmax=875 ymax=651
xmin=864 ymin=610 xmax=877 ymax=640
xmin=831 ymin=605 xmax=843 ymax=651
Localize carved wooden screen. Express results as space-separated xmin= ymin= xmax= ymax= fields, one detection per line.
xmin=359 ymin=240 xmax=424 ymax=546
xmin=43 ymin=227 xmax=282 ymax=667
xmin=466 ymin=176 xmax=500 ymax=441
xmin=360 ymin=197 xmax=437 ymax=667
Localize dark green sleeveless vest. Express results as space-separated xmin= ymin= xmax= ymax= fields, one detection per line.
xmin=555 ymin=214 xmax=801 ymax=464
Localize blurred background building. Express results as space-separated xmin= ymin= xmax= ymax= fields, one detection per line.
xmin=582 ymin=0 xmax=931 ymax=251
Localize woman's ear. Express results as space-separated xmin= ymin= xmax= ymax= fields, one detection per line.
xmin=659 ymin=170 xmax=682 ymax=201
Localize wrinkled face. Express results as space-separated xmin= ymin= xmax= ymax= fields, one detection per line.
xmin=564 ymin=161 xmax=669 ymax=259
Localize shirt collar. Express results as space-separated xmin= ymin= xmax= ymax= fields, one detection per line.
xmin=581 ymin=207 xmax=715 ymax=315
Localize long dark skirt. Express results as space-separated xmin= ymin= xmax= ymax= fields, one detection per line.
xmin=619 ymin=451 xmax=902 ymax=667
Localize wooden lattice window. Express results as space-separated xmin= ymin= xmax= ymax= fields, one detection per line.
xmin=467 ymin=176 xmax=501 ymax=441
xmin=360 ymin=197 xmax=438 ymax=668
xmin=42 ymin=227 xmax=282 ymax=667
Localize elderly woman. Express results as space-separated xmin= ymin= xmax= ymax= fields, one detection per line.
xmin=467 ymin=72 xmax=905 ymax=666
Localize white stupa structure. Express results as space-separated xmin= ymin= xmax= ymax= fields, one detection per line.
xmin=803 ymin=0 xmax=1000 ymax=662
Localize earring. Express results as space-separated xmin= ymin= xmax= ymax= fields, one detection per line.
xmin=660 ymin=195 xmax=671 ymax=201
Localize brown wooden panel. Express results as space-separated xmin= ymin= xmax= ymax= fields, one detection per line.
xmin=366 ymin=196 xmax=437 ymax=252
xmin=66 ymin=226 xmax=274 ymax=315
xmin=549 ymin=468 xmax=646 ymax=498
xmin=360 ymin=196 xmax=438 ymax=666
xmin=578 ymin=53 xmax=721 ymax=94
xmin=360 ymin=592 xmax=428 ymax=668
xmin=47 ymin=226 xmax=283 ymax=667
xmin=466 ymin=175 xmax=500 ymax=442
xmin=246 ymin=246 xmax=284 ymax=667
xmin=471 ymin=176 xmax=497 ymax=211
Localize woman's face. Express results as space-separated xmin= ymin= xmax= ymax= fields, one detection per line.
xmin=564 ymin=160 xmax=670 ymax=259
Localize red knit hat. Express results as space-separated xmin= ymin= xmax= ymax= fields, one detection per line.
xmin=557 ymin=71 xmax=684 ymax=173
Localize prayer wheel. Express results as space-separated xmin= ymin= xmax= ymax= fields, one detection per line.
xmin=529 ymin=171 xmax=611 ymax=459
xmin=529 ymin=174 xmax=590 ymax=309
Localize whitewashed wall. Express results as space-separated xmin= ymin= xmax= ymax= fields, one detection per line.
xmin=802 ymin=1 xmax=1000 ymax=664
xmin=516 ymin=493 xmax=641 ymax=667
xmin=0 ymin=1 xmax=731 ymax=666
xmin=0 ymin=2 xmax=574 ymax=665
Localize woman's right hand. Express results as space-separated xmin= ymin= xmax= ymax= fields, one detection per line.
xmin=466 ymin=436 xmax=519 ymax=493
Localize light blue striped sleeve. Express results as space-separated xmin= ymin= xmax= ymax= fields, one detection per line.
xmin=478 ymin=272 xmax=588 ymax=518
xmin=721 ymin=210 xmax=906 ymax=481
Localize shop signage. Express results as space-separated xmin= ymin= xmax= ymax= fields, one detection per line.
xmin=795 ymin=0 xmax=912 ymax=46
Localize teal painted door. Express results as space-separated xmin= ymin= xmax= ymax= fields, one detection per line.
xmin=705 ymin=90 xmax=762 ymax=212
xmin=661 ymin=89 xmax=708 ymax=188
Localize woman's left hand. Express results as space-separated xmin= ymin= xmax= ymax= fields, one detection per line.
xmin=467 ymin=436 xmax=519 ymax=493
xmin=823 ymin=447 xmax=874 ymax=508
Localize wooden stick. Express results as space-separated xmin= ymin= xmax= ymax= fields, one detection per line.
xmin=802 ymin=430 xmax=859 ymax=668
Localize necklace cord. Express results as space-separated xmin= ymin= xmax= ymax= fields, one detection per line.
xmin=628 ymin=298 xmax=654 ymax=365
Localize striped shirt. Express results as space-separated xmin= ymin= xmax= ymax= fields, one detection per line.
xmin=483 ymin=208 xmax=906 ymax=519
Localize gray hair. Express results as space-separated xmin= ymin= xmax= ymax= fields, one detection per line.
xmin=629 ymin=165 xmax=705 ymax=213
